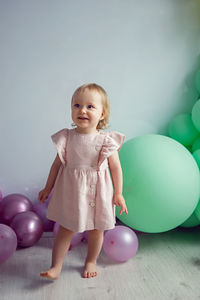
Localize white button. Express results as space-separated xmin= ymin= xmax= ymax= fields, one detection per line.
xmin=95 ymin=145 xmax=101 ymax=151
xmin=90 ymin=184 xmax=96 ymax=189
xmin=90 ymin=202 xmax=95 ymax=207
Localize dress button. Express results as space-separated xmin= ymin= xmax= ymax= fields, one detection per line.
xmin=95 ymin=145 xmax=101 ymax=151
xmin=91 ymin=164 xmax=97 ymax=169
xmin=90 ymin=202 xmax=95 ymax=207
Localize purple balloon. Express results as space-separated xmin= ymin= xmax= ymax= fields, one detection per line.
xmin=53 ymin=223 xmax=83 ymax=250
xmin=0 ymin=190 xmax=2 ymax=201
xmin=53 ymin=222 xmax=59 ymax=237
xmin=44 ymin=190 xmax=53 ymax=208
xmin=10 ymin=211 xmax=43 ymax=248
xmin=103 ymin=226 xmax=138 ymax=262
xmin=0 ymin=194 xmax=33 ymax=225
xmin=70 ymin=232 xmax=84 ymax=248
xmin=33 ymin=202 xmax=54 ymax=232
xmin=82 ymin=230 xmax=88 ymax=242
xmin=0 ymin=224 xmax=17 ymax=263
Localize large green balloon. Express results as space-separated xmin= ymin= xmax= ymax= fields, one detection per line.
xmin=181 ymin=212 xmax=200 ymax=228
xmin=195 ymin=69 xmax=200 ymax=94
xmin=195 ymin=200 xmax=200 ymax=221
xmin=168 ymin=113 xmax=199 ymax=146
xmin=192 ymin=149 xmax=200 ymax=169
xmin=117 ymin=135 xmax=200 ymax=233
xmin=192 ymin=137 xmax=200 ymax=152
xmin=192 ymin=99 xmax=200 ymax=132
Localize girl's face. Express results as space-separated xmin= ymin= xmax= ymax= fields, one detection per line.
xmin=71 ymin=88 xmax=105 ymax=133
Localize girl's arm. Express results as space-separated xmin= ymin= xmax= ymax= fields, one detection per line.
xmin=108 ymin=151 xmax=128 ymax=215
xmin=38 ymin=154 xmax=62 ymax=202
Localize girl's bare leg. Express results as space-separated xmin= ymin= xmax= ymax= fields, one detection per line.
xmin=83 ymin=229 xmax=104 ymax=278
xmin=40 ymin=225 xmax=74 ymax=280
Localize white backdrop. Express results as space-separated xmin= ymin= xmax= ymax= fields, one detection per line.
xmin=0 ymin=0 xmax=200 ymax=200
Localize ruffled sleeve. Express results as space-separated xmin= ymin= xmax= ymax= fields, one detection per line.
xmin=51 ymin=128 xmax=68 ymax=166
xmin=98 ymin=131 xmax=125 ymax=166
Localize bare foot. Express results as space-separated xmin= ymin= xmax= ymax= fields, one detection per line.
xmin=40 ymin=267 xmax=61 ymax=280
xmin=82 ymin=261 xmax=98 ymax=278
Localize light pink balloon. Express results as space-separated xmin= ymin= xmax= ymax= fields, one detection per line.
xmin=0 ymin=224 xmax=17 ymax=263
xmin=103 ymin=226 xmax=138 ymax=262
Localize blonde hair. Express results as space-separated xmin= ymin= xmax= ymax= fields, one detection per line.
xmin=71 ymin=83 xmax=110 ymax=130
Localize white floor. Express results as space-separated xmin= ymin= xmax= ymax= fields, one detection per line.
xmin=1 ymin=225 xmax=200 ymax=300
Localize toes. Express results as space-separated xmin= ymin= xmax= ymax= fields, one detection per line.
xmin=82 ymin=271 xmax=97 ymax=278
xmin=82 ymin=271 xmax=92 ymax=278
xmin=40 ymin=270 xmax=59 ymax=280
xmin=91 ymin=272 xmax=97 ymax=277
xmin=83 ymin=271 xmax=88 ymax=278
xmin=82 ymin=263 xmax=98 ymax=279
xmin=40 ymin=272 xmax=47 ymax=277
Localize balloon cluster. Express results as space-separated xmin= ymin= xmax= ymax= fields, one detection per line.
xmin=168 ymin=69 xmax=200 ymax=153
xmin=0 ymin=190 xmax=139 ymax=264
xmin=117 ymin=69 xmax=200 ymax=233
xmin=168 ymin=69 xmax=200 ymax=227
xmin=0 ymin=192 xmax=52 ymax=263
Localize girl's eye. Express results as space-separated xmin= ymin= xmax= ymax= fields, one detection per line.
xmin=88 ymin=105 xmax=94 ymax=109
xmin=74 ymin=104 xmax=80 ymax=108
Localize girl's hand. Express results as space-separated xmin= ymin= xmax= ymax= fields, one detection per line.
xmin=38 ymin=188 xmax=50 ymax=203
xmin=113 ymin=194 xmax=128 ymax=215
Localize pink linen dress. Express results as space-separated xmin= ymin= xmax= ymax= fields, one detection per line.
xmin=46 ymin=128 xmax=125 ymax=233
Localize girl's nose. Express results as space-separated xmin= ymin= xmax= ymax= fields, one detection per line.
xmin=80 ymin=106 xmax=86 ymax=113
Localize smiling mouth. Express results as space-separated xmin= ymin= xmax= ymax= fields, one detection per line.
xmin=78 ymin=117 xmax=89 ymax=120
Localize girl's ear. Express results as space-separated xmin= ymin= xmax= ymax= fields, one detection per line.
xmin=100 ymin=109 xmax=105 ymax=120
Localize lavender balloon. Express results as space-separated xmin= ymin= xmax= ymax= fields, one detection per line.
xmin=69 ymin=232 xmax=83 ymax=249
xmin=53 ymin=222 xmax=59 ymax=237
xmin=53 ymin=223 xmax=83 ymax=250
xmin=10 ymin=211 xmax=43 ymax=248
xmin=0 ymin=224 xmax=17 ymax=263
xmin=0 ymin=194 xmax=33 ymax=225
xmin=44 ymin=190 xmax=53 ymax=208
xmin=33 ymin=202 xmax=54 ymax=232
xmin=82 ymin=230 xmax=88 ymax=242
xmin=103 ymin=226 xmax=138 ymax=262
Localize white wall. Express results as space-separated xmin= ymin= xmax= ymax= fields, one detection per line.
xmin=0 ymin=0 xmax=200 ymax=200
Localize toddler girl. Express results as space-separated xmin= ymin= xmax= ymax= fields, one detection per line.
xmin=38 ymin=83 xmax=128 ymax=280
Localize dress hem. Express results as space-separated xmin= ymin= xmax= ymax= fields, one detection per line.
xmin=47 ymin=214 xmax=116 ymax=233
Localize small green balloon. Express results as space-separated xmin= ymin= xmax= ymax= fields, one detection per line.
xmin=192 ymin=137 xmax=200 ymax=152
xmin=168 ymin=113 xmax=199 ymax=146
xmin=192 ymin=149 xmax=200 ymax=169
xmin=192 ymin=99 xmax=200 ymax=132
xmin=181 ymin=212 xmax=200 ymax=228
xmin=117 ymin=135 xmax=200 ymax=233
xmin=195 ymin=69 xmax=200 ymax=94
